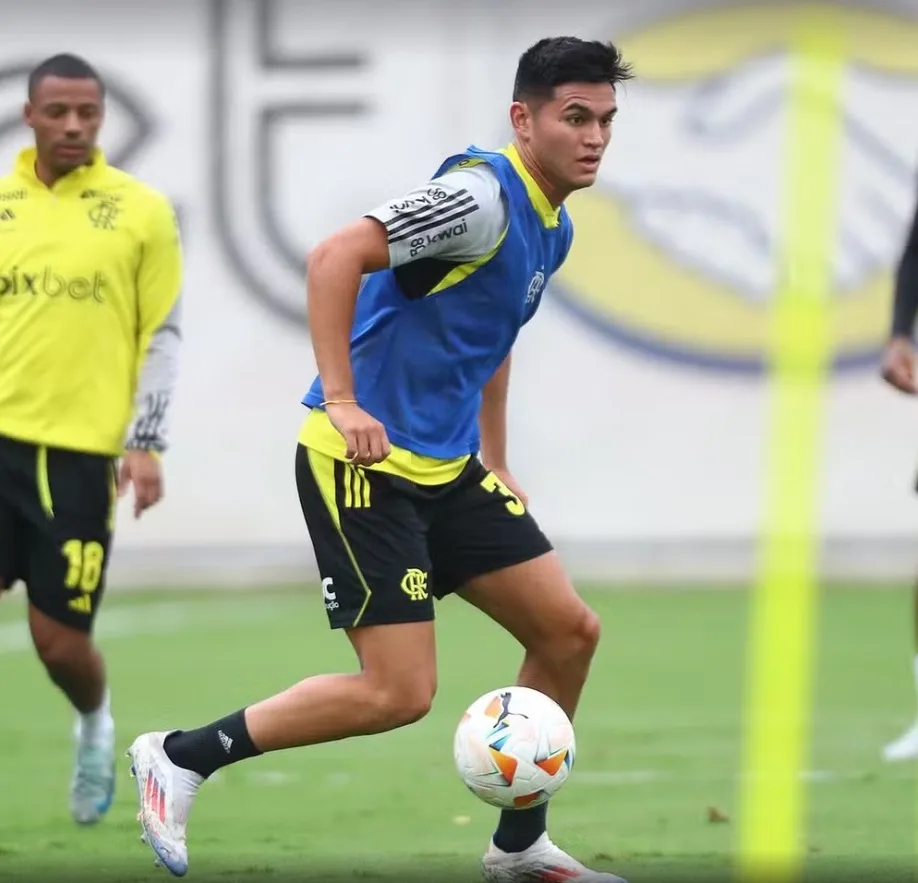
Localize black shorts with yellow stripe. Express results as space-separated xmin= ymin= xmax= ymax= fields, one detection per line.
xmin=295 ymin=443 xmax=553 ymax=629
xmin=0 ymin=434 xmax=116 ymax=632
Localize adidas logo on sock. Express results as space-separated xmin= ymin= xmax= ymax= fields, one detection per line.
xmin=217 ymin=730 xmax=233 ymax=753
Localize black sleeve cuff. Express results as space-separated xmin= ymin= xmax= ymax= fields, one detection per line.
xmin=892 ymin=257 xmax=918 ymax=338
xmin=892 ymin=194 xmax=918 ymax=338
xmin=124 ymin=437 xmax=167 ymax=454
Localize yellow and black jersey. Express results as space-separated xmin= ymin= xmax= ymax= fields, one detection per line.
xmin=0 ymin=147 xmax=183 ymax=456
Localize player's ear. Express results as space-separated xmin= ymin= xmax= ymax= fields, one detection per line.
xmin=509 ymin=100 xmax=533 ymax=142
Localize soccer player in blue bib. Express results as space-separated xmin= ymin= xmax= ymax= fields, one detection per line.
xmin=129 ymin=37 xmax=632 ymax=881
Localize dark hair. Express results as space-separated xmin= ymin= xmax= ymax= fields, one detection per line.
xmin=28 ymin=53 xmax=105 ymax=100
xmin=513 ymin=37 xmax=632 ymax=102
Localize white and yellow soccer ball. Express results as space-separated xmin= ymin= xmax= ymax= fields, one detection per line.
xmin=453 ymin=686 xmax=576 ymax=810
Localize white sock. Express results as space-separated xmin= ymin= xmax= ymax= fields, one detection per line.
xmin=79 ymin=688 xmax=113 ymax=740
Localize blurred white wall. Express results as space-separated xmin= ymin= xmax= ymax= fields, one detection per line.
xmin=2 ymin=0 xmax=918 ymax=586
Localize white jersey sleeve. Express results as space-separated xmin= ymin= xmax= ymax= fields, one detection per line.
xmin=365 ymin=163 xmax=508 ymax=267
xmin=125 ymin=293 xmax=182 ymax=453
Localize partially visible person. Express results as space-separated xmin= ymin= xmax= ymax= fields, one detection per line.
xmin=0 ymin=53 xmax=183 ymax=821
xmin=880 ymin=183 xmax=918 ymax=761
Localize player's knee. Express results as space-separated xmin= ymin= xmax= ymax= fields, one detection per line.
xmin=564 ymin=603 xmax=601 ymax=661
xmin=394 ymin=686 xmax=436 ymax=726
xmin=371 ymin=676 xmax=437 ymax=729
xmin=540 ymin=604 xmax=601 ymax=669
xmin=578 ymin=606 xmax=602 ymax=655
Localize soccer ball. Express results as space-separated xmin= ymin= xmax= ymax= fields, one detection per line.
xmin=453 ymin=685 xmax=576 ymax=810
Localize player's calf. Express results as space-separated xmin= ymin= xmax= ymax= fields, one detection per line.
xmin=28 ymin=604 xmax=116 ymax=824
xmin=147 ymin=620 xmax=437 ymax=780
xmin=461 ymin=553 xmax=602 ymax=719
xmin=489 ymin=603 xmax=599 ymax=854
xmin=519 ymin=602 xmax=601 ymax=713
xmin=28 ymin=604 xmax=107 ymax=712
xmin=129 ymin=621 xmax=436 ymax=874
xmin=459 ymin=553 xmax=602 ymax=856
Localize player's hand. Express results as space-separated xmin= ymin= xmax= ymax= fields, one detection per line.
xmin=881 ymin=336 xmax=918 ymax=395
xmin=489 ymin=467 xmax=529 ymax=509
xmin=118 ymin=449 xmax=163 ymax=519
xmin=325 ymin=402 xmax=391 ymax=467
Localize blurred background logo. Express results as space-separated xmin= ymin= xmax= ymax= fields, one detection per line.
xmin=553 ymin=3 xmax=918 ymax=374
xmin=211 ymin=0 xmax=372 ymax=328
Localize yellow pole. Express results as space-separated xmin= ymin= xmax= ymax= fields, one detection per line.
xmin=738 ymin=6 xmax=846 ymax=882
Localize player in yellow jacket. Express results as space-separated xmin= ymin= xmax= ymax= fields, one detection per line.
xmin=0 ymin=54 xmax=183 ymax=824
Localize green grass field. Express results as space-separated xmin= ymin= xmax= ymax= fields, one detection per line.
xmin=1 ymin=583 xmax=918 ymax=882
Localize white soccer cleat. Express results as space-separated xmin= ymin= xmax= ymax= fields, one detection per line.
xmin=70 ymin=715 xmax=116 ymax=825
xmin=481 ymin=832 xmax=628 ymax=883
xmin=883 ymin=720 xmax=918 ymax=762
xmin=127 ymin=731 xmax=203 ymax=877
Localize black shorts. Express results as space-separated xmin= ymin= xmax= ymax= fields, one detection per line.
xmin=0 ymin=434 xmax=116 ymax=632
xmin=295 ymin=444 xmax=553 ymax=629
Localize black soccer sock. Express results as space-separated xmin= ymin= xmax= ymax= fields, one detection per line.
xmin=492 ymin=804 xmax=548 ymax=853
xmin=163 ymin=709 xmax=262 ymax=779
